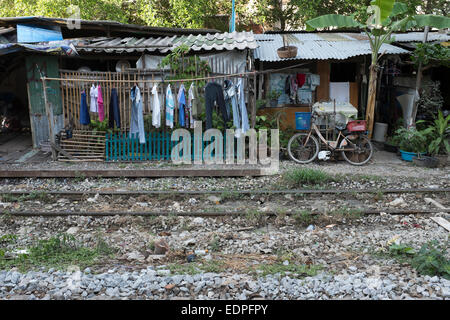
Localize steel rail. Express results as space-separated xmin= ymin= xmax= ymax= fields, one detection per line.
xmin=1 ymin=188 xmax=449 ymax=196
xmin=1 ymin=209 xmax=448 ymax=217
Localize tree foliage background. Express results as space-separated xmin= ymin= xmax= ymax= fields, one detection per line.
xmin=0 ymin=0 xmax=448 ymax=30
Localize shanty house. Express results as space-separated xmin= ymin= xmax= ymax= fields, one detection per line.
xmin=0 ymin=17 xmax=257 ymax=162
xmin=253 ymin=32 xmax=411 ymax=130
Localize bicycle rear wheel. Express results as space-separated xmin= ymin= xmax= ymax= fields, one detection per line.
xmin=340 ymin=134 xmax=373 ymax=165
xmin=288 ymin=133 xmax=319 ymax=164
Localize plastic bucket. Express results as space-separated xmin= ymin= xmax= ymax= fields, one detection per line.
xmin=373 ymin=122 xmax=388 ymax=142
xmin=400 ymin=150 xmax=425 ymax=162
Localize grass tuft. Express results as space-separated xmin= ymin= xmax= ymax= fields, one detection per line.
xmin=282 ymin=168 xmax=336 ymax=188
xmin=0 ymin=233 xmax=116 ymax=272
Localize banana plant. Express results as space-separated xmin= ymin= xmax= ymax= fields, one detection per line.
xmin=306 ymin=0 xmax=450 ymax=138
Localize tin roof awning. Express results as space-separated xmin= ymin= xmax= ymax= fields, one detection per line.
xmin=75 ymin=31 xmax=258 ymax=54
xmin=254 ymin=33 xmax=411 ymax=61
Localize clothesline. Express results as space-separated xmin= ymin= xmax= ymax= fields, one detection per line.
xmin=41 ymin=61 xmax=310 ymax=83
xmin=41 ymin=71 xmax=257 ymax=84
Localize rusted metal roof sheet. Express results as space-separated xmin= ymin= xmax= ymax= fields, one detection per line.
xmin=75 ymin=31 xmax=258 ymax=54
xmin=254 ymin=33 xmax=409 ymax=61
xmin=0 ymin=16 xmax=218 ymax=36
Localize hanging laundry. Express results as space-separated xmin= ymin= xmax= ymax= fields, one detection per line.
xmin=289 ymin=75 xmax=298 ymax=102
xmin=165 ymin=84 xmax=175 ymax=129
xmin=224 ymin=79 xmax=240 ymax=133
xmin=204 ymin=82 xmax=228 ymax=130
xmin=80 ymin=91 xmax=90 ymax=125
xmin=284 ymin=76 xmax=290 ymax=96
xmin=130 ymin=85 xmax=146 ymax=144
xmin=297 ymin=74 xmax=306 ymax=88
xmin=151 ymin=83 xmax=161 ymax=128
xmin=177 ymin=84 xmax=186 ymax=128
xmin=184 ymin=93 xmax=190 ymax=129
xmin=223 ymin=80 xmax=233 ymax=119
xmin=97 ymin=85 xmax=104 ymax=121
xmin=236 ymin=78 xmax=250 ymax=137
xmin=109 ymin=88 xmax=120 ymax=129
xmin=188 ymin=83 xmax=200 ymax=126
xmin=89 ymin=84 xmax=98 ymax=113
xmin=310 ymin=74 xmax=320 ymax=91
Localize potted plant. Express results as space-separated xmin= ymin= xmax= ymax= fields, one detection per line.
xmin=392 ymin=127 xmax=428 ymax=161
xmin=425 ymin=110 xmax=450 ymax=167
xmin=277 ymin=34 xmax=299 ymax=59
xmin=267 ymin=90 xmax=281 ymax=107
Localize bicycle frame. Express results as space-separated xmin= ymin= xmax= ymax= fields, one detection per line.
xmin=304 ymin=123 xmax=359 ymax=152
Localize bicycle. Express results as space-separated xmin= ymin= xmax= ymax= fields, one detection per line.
xmin=287 ymin=113 xmax=373 ymax=165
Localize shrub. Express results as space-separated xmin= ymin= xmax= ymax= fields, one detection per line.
xmin=411 ymin=240 xmax=450 ymax=279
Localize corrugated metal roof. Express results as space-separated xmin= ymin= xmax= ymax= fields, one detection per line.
xmin=390 ymin=32 xmax=449 ymax=42
xmin=76 ymin=31 xmax=257 ymax=54
xmin=254 ymin=33 xmax=409 ymax=61
xmin=0 ymin=27 xmax=15 ymax=35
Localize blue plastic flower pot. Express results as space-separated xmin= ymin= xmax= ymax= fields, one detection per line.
xmin=400 ymin=150 xmax=425 ymax=162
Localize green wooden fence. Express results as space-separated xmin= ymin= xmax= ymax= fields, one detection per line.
xmin=105 ymin=132 xmax=223 ymax=162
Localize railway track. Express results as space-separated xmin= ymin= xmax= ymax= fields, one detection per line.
xmin=1 ymin=187 xmax=449 ymax=196
xmin=1 ymin=208 xmax=449 ymax=217
xmin=0 ymin=187 xmax=448 ymax=217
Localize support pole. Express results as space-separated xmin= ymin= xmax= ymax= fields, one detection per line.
xmin=252 ymin=71 xmax=257 ymax=128
xmin=41 ymin=77 xmax=57 ymax=160
xmin=410 ymin=26 xmax=429 ymax=127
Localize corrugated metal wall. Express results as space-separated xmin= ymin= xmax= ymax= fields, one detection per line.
xmin=25 ymin=55 xmax=63 ymax=148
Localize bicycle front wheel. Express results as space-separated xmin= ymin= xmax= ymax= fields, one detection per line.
xmin=340 ymin=134 xmax=373 ymax=165
xmin=288 ymin=133 xmax=319 ymax=164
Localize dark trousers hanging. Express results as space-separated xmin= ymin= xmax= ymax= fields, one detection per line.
xmin=204 ymin=82 xmax=229 ymax=130
xmin=109 ymin=88 xmax=120 ymax=129
xmin=80 ymin=91 xmax=90 ymax=125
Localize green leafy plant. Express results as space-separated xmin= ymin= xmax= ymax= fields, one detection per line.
xmin=417 ymin=82 xmax=444 ymax=122
xmin=382 ymin=240 xmax=450 ymax=279
xmin=198 ymin=111 xmax=233 ymax=132
xmin=90 ymin=119 xmax=113 ymax=134
xmin=267 ymin=89 xmax=282 ymax=101
xmin=392 ymin=127 xmax=429 ymax=153
xmin=254 ymin=111 xmax=293 ymax=154
xmin=159 ymin=44 xmax=211 ymax=89
xmin=209 ymin=236 xmax=221 ymax=252
xmin=426 ymin=110 xmax=450 ymax=156
xmin=411 ymin=240 xmax=450 ymax=279
xmin=389 ymin=243 xmax=416 ymax=256
xmin=411 ymin=43 xmax=450 ymax=69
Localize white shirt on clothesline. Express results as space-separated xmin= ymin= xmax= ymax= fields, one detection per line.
xmin=151 ymin=84 xmax=161 ymax=128
xmin=89 ymin=84 xmax=98 ymax=113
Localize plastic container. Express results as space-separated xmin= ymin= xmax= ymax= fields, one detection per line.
xmin=400 ymin=150 xmax=426 ymax=162
xmin=373 ymin=122 xmax=388 ymax=142
xmin=295 ymin=112 xmax=311 ymax=130
xmin=347 ymin=120 xmax=367 ymax=132
xmin=194 ymin=250 xmax=209 ymax=255
xmin=412 ymin=156 xmax=438 ymax=168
